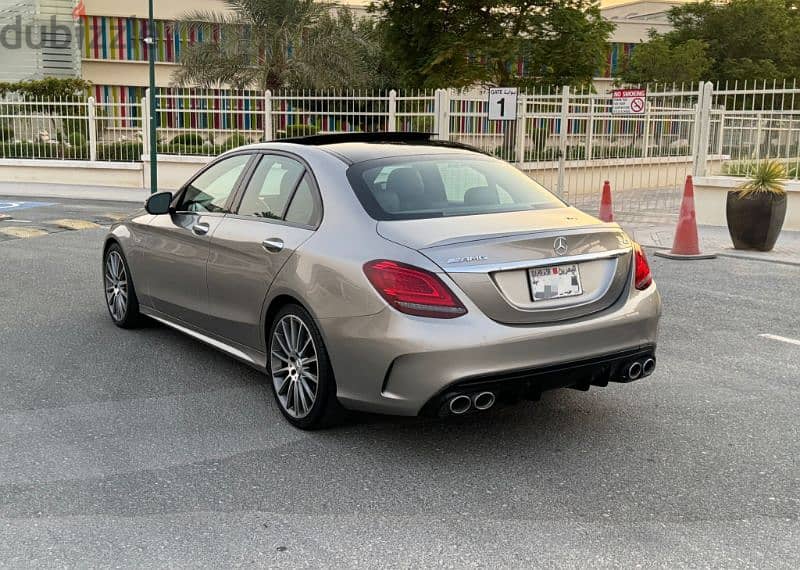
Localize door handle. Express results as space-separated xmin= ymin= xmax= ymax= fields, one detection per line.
xmin=262 ymin=237 xmax=284 ymax=253
xmin=192 ymin=222 xmax=210 ymax=236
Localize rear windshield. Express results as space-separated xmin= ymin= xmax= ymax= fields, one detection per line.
xmin=346 ymin=154 xmax=565 ymax=220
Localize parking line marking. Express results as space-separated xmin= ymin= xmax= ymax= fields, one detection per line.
xmin=48 ymin=219 xmax=101 ymax=230
xmin=759 ymin=334 xmax=800 ymax=347
xmin=98 ymin=213 xmax=129 ymax=222
xmin=0 ymin=226 xmax=49 ymax=239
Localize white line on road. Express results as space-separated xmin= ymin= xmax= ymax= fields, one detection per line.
xmin=759 ymin=334 xmax=800 ymax=347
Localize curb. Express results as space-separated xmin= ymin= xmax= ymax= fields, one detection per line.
xmin=643 ymin=244 xmax=800 ymax=267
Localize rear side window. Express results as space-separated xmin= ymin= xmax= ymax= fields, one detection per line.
xmin=238 ymin=156 xmax=305 ymax=219
xmin=284 ymin=174 xmax=320 ymax=226
xmin=347 ymin=155 xmax=564 ymax=220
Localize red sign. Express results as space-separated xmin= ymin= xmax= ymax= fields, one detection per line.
xmin=612 ymin=89 xmax=647 ymax=115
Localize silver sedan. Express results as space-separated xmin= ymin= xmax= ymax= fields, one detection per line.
xmin=103 ymin=133 xmax=661 ymax=429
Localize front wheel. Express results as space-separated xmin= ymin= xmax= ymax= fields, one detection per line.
xmin=268 ymin=304 xmax=344 ymax=430
xmin=103 ymin=244 xmax=143 ymax=328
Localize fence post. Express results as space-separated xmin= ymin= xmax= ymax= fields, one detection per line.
xmin=139 ymin=94 xmax=150 ymax=161
xmin=388 ymin=89 xmax=397 ymax=132
xmin=717 ymin=107 xmax=726 ymax=157
xmin=693 ymin=81 xmax=713 ymax=177
xmin=87 ymin=97 xmax=98 ymax=162
xmin=642 ymin=101 xmax=651 ymax=159
xmin=435 ymin=89 xmax=450 ymax=141
xmin=557 ymin=85 xmax=570 ymax=199
xmin=514 ymin=92 xmax=526 ymax=163
xmin=263 ymin=90 xmax=273 ymax=142
xmin=586 ymin=94 xmax=595 ymax=161
xmin=755 ymin=113 xmax=763 ymax=161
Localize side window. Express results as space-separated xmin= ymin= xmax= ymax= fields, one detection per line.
xmin=284 ymin=173 xmax=320 ymax=226
xmin=180 ymin=154 xmax=251 ymax=213
xmin=238 ymin=156 xmax=305 ymax=219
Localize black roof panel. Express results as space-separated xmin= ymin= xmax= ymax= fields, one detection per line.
xmin=278 ymin=132 xmax=489 ymax=163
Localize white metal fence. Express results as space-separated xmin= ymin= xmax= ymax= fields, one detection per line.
xmin=4 ymin=81 xmax=800 ymax=219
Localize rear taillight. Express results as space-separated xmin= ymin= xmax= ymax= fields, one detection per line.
xmin=633 ymin=243 xmax=653 ymax=290
xmin=363 ymin=260 xmax=467 ymax=319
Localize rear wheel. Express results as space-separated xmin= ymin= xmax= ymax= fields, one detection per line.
xmin=268 ymin=304 xmax=344 ymax=430
xmin=103 ymin=244 xmax=142 ymax=328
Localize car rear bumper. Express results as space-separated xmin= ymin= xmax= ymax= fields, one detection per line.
xmin=417 ymin=345 xmax=657 ymax=417
xmin=319 ymin=283 xmax=661 ymax=416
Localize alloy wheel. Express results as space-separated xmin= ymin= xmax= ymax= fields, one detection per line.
xmin=104 ymin=251 xmax=128 ymax=322
xmin=270 ymin=315 xmax=319 ymax=419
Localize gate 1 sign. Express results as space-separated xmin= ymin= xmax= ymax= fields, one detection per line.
xmin=488 ymin=88 xmax=518 ymax=121
xmin=612 ymin=89 xmax=647 ymax=115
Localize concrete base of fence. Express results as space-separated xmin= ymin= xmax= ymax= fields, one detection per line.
xmin=0 ymin=159 xmax=144 ymax=189
xmin=695 ymin=176 xmax=800 ymax=232
xmin=142 ymin=155 xmax=212 ymax=191
xmin=519 ymin=156 xmax=726 ymax=201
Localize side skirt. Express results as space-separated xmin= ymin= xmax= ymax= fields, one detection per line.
xmin=140 ymin=307 xmax=267 ymax=372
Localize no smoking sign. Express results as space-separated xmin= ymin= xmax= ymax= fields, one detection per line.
xmin=612 ymin=89 xmax=647 ymax=115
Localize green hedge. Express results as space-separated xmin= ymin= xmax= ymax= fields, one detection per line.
xmin=169 ymin=133 xmax=207 ymax=146
xmin=224 ymin=133 xmax=249 ymax=149
xmin=0 ymin=141 xmax=88 ymax=160
xmin=279 ymin=124 xmax=319 ymax=139
xmin=98 ymin=141 xmax=142 ymax=162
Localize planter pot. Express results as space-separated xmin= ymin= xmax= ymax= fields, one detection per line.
xmin=726 ymin=191 xmax=787 ymax=251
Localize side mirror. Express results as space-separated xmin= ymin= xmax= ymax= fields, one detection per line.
xmin=145 ymin=191 xmax=173 ymax=215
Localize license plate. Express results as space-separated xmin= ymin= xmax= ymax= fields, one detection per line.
xmin=529 ymin=264 xmax=582 ymax=301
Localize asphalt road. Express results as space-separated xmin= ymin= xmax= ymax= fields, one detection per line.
xmin=0 ymin=202 xmax=798 ymax=568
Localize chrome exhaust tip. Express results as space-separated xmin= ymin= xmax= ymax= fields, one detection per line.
xmin=642 ymin=358 xmax=656 ymax=377
xmin=448 ymin=395 xmax=472 ymax=415
xmin=472 ymin=391 xmax=496 ymax=411
xmin=627 ymin=361 xmax=643 ymax=380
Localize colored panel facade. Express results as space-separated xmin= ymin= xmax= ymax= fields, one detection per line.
xmin=80 ymin=15 xmax=217 ymax=63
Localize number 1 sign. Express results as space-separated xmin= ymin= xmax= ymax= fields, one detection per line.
xmin=488 ymin=87 xmax=518 ymax=121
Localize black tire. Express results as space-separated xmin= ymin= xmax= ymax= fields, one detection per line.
xmin=267 ymin=304 xmax=345 ymax=430
xmin=103 ymin=243 xmax=143 ymax=329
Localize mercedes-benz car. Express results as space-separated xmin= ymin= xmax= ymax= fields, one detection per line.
xmin=102 ymin=132 xmax=661 ymax=429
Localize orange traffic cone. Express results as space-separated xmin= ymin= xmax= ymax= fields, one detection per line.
xmin=654 ymin=176 xmax=716 ymax=260
xmin=599 ymin=180 xmax=614 ymax=222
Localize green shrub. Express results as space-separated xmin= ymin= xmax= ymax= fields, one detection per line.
xmin=158 ymin=143 xmax=217 ymax=156
xmin=62 ymin=117 xmax=89 ymax=138
xmin=282 ymin=124 xmax=318 ymax=139
xmin=223 ymin=133 xmax=249 ymax=150
xmin=169 ymin=133 xmax=207 ymax=146
xmin=97 ymin=141 xmax=142 ymax=162
xmin=1 ymin=141 xmax=63 ymax=159
xmin=66 ymin=132 xmax=86 ymax=147
xmin=63 ymin=144 xmax=89 ymax=160
xmin=0 ymin=126 xmax=13 ymax=142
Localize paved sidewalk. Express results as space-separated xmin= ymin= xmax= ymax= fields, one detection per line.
xmin=0 ymin=182 xmax=148 ymax=204
xmin=625 ymin=222 xmax=800 ymax=266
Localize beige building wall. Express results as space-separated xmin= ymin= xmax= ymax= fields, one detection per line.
xmin=82 ymin=61 xmax=179 ymax=88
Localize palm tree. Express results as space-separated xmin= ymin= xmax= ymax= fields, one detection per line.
xmin=173 ymin=0 xmax=379 ymax=91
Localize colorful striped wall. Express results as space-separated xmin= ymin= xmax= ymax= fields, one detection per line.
xmin=80 ymin=16 xmax=219 ymax=63
xmin=91 ymin=85 xmax=264 ymax=131
xmin=600 ymin=43 xmax=637 ymax=78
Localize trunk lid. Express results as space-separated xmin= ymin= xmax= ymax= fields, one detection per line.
xmin=377 ymin=207 xmax=633 ymax=324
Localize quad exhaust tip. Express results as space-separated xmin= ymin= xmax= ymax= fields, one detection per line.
xmin=627 ymin=361 xmax=643 ymax=380
xmin=448 ymin=395 xmax=472 ymax=415
xmin=642 ymin=358 xmax=656 ymax=376
xmin=472 ymin=391 xmax=496 ymax=411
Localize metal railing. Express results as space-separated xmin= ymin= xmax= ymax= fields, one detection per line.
xmin=3 ymin=82 xmax=800 ymax=218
